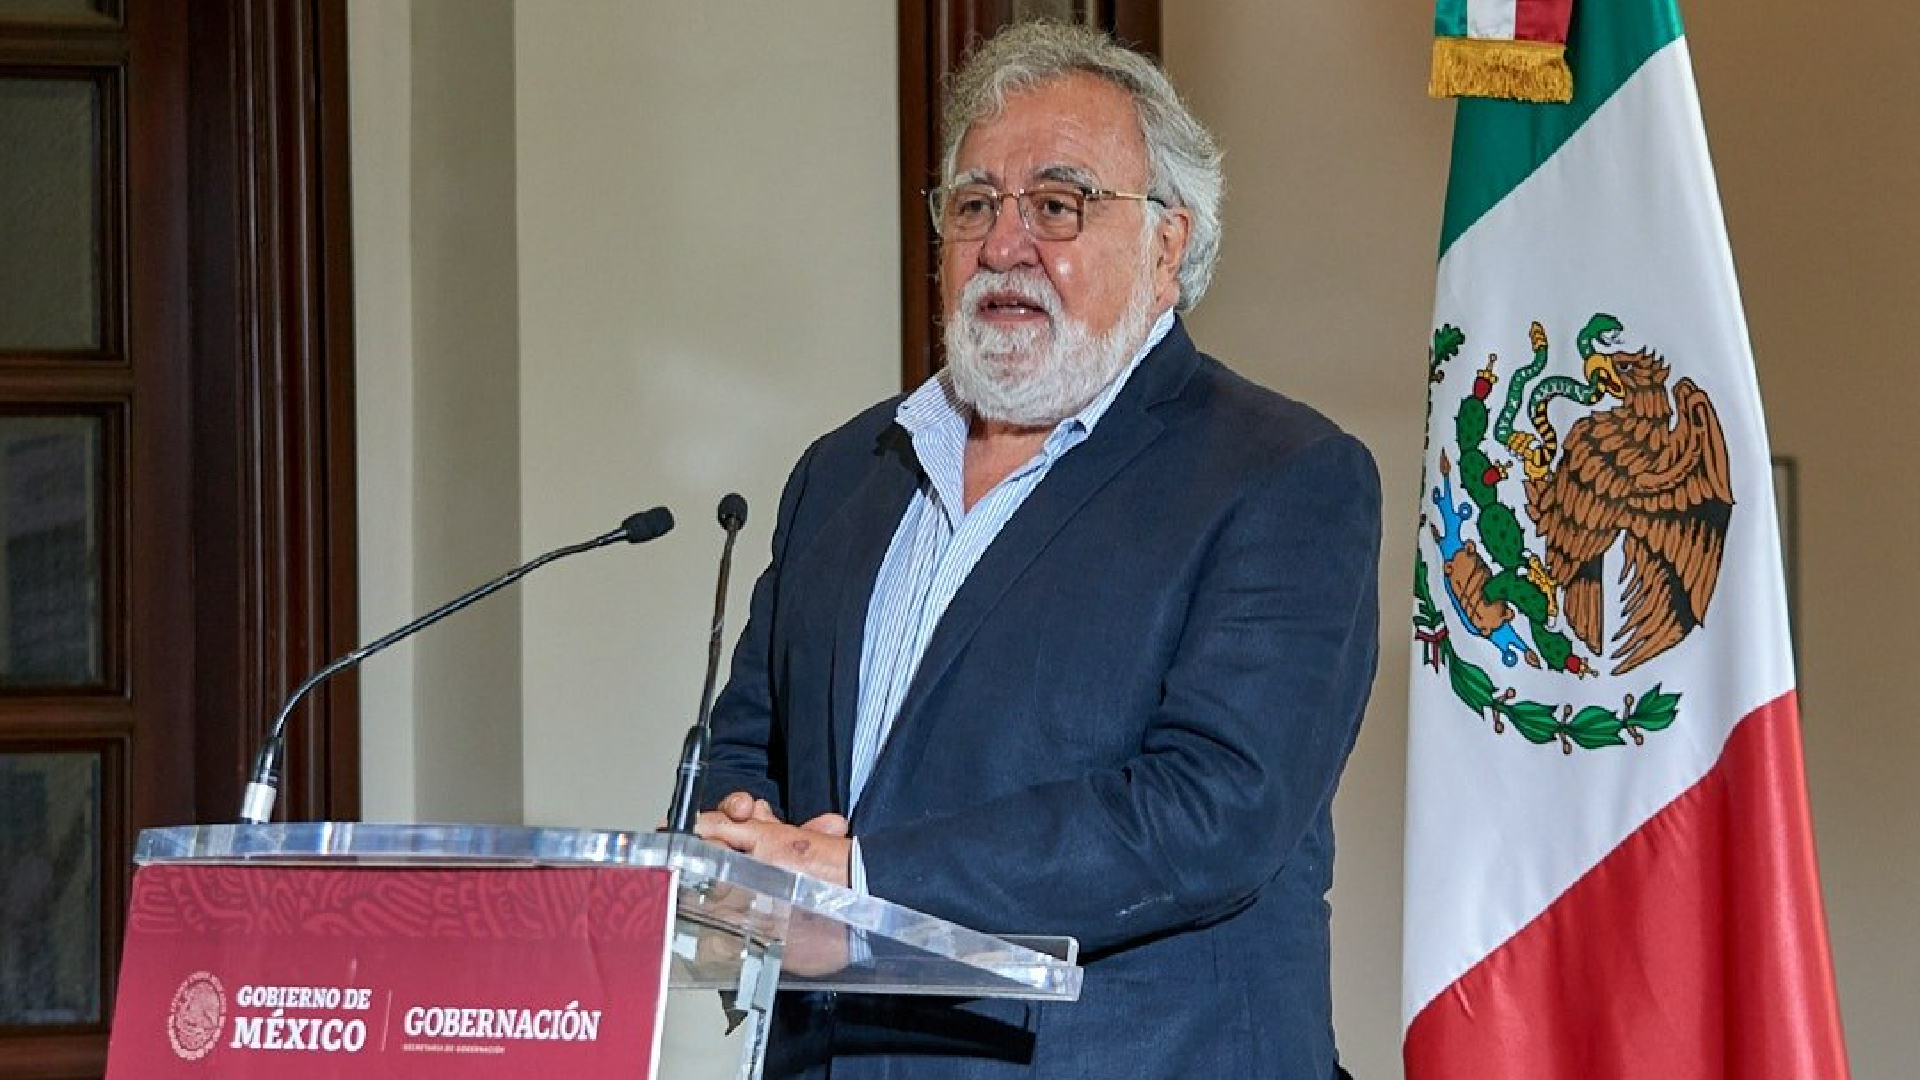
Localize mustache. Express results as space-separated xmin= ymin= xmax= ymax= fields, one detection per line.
xmin=957 ymin=269 xmax=1062 ymax=322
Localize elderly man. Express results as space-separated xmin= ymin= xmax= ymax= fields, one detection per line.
xmin=697 ymin=21 xmax=1379 ymax=1080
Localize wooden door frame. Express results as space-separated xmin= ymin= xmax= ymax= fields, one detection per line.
xmin=185 ymin=0 xmax=359 ymax=826
xmin=0 ymin=2 xmax=355 ymax=1074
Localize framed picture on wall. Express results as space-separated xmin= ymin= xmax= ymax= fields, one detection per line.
xmin=1772 ymin=455 xmax=1799 ymax=663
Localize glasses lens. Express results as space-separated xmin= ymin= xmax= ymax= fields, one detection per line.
xmin=932 ymin=185 xmax=1089 ymax=240
xmin=1021 ymin=187 xmax=1085 ymax=240
xmin=939 ymin=185 xmax=998 ymax=240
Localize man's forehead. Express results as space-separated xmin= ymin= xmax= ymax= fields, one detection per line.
xmin=953 ymin=78 xmax=1146 ymax=186
xmin=953 ymin=163 xmax=1098 ymax=188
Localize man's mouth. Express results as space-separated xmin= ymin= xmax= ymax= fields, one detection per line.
xmin=976 ymin=292 xmax=1052 ymax=322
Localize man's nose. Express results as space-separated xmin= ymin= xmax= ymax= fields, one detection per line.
xmin=978 ymin=193 xmax=1041 ymax=272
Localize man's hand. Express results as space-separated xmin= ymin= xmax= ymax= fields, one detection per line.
xmin=695 ymin=790 xmax=853 ymax=888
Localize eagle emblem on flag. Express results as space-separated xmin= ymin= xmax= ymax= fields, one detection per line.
xmin=1414 ymin=315 xmax=1733 ymax=752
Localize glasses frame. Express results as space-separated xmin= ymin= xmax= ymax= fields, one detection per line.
xmin=927 ymin=182 xmax=1167 ymax=242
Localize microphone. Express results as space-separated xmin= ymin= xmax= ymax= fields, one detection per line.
xmin=239 ymin=506 xmax=676 ymax=824
xmin=664 ymin=493 xmax=748 ymax=833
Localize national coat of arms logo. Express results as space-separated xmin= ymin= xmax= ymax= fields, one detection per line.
xmin=168 ymin=971 xmax=227 ymax=1061
xmin=1414 ymin=314 xmax=1734 ymax=752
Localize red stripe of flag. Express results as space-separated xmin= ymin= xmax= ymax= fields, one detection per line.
xmin=1405 ymin=691 xmax=1850 ymax=1079
xmin=1514 ymin=0 xmax=1575 ymax=44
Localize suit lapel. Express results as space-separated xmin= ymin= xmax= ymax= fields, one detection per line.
xmin=855 ymin=323 xmax=1204 ymax=815
xmin=824 ymin=422 xmax=921 ymax=813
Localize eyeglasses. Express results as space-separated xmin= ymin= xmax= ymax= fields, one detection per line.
xmin=927 ymin=182 xmax=1166 ymax=242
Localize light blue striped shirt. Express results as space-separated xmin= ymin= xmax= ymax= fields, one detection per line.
xmin=847 ymin=309 xmax=1173 ymax=892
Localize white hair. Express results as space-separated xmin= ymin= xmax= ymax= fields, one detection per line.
xmin=940 ymin=21 xmax=1225 ymax=311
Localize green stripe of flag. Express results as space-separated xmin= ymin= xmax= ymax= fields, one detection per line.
xmin=1434 ymin=0 xmax=1468 ymax=39
xmin=1437 ymin=0 xmax=1684 ymax=257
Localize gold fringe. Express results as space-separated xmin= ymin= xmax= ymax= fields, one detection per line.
xmin=1429 ymin=37 xmax=1573 ymax=104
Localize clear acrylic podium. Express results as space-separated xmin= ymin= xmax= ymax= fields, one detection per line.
xmin=134 ymin=824 xmax=1082 ymax=1078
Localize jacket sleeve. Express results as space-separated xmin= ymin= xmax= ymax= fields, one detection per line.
xmin=857 ymin=432 xmax=1382 ymax=953
xmin=701 ymin=439 xmax=821 ymax=817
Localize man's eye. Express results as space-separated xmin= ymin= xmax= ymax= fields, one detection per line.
xmin=1033 ymin=195 xmax=1079 ymax=218
xmin=951 ymin=197 xmax=992 ymax=218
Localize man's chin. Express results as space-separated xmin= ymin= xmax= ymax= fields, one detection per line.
xmin=975 ymin=349 xmax=1038 ymax=375
xmin=972 ymin=403 xmax=1073 ymax=428
xmin=949 ymin=346 xmax=1033 ymax=390
xmin=972 ymin=330 xmax=1049 ymax=360
xmin=951 ymin=375 xmax=1062 ymax=427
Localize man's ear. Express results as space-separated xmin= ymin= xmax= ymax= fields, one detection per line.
xmin=1153 ymin=207 xmax=1192 ymax=309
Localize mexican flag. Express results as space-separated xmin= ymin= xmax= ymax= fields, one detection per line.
xmin=1404 ymin=1 xmax=1851 ymax=1077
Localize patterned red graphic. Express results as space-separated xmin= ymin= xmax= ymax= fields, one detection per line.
xmin=106 ymin=866 xmax=675 ymax=1079
xmin=167 ymin=971 xmax=226 ymax=1061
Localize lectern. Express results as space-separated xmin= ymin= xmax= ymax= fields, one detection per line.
xmin=109 ymin=824 xmax=1081 ymax=1079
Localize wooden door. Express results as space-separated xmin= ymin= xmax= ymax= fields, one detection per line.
xmin=0 ymin=2 xmax=357 ymax=1075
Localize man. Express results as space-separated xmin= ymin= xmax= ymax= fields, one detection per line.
xmin=697 ymin=22 xmax=1379 ymax=1079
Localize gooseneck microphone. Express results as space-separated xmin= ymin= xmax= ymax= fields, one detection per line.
xmin=239 ymin=507 xmax=676 ymax=824
xmin=664 ymin=493 xmax=748 ymax=834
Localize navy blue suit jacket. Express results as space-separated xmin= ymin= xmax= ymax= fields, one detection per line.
xmin=706 ymin=320 xmax=1382 ymax=1078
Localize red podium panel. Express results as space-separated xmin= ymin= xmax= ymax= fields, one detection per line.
xmin=105 ymin=864 xmax=674 ymax=1078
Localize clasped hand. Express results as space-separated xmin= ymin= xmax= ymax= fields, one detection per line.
xmin=695 ymin=791 xmax=853 ymax=889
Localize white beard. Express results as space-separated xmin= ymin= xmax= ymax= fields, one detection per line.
xmin=943 ymin=263 xmax=1160 ymax=427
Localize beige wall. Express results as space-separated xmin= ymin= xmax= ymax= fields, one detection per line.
xmin=511 ymin=1 xmax=899 ymax=834
xmin=1690 ymin=2 xmax=1920 ymax=1076
xmin=350 ymin=0 xmax=526 ymax=824
xmin=349 ymin=0 xmax=414 ymax=819
xmin=351 ymin=1 xmax=1917 ymax=1076
xmin=1165 ymin=6 xmax=1447 ymax=1076
xmin=1171 ymin=1 xmax=1920 ymax=1077
xmin=352 ymin=1 xmax=897 ymax=1073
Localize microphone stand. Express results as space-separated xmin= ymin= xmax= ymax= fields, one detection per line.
xmin=664 ymin=493 xmax=748 ymax=833
xmin=239 ymin=507 xmax=674 ymax=824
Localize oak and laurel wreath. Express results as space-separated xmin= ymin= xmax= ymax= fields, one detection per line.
xmin=1417 ymin=324 xmax=1682 ymax=754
